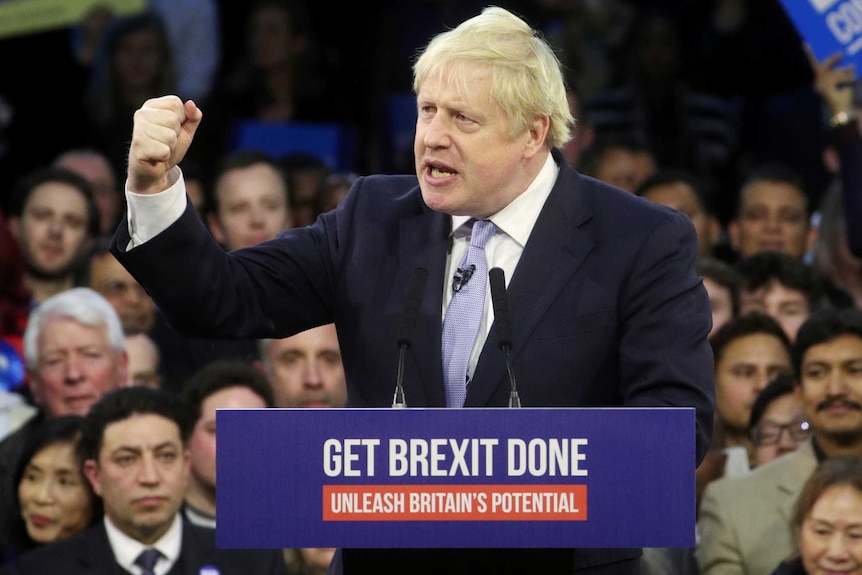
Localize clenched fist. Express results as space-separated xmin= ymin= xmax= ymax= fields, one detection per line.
xmin=127 ymin=95 xmax=202 ymax=195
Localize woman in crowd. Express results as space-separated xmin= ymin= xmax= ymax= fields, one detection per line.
xmin=771 ymin=457 xmax=862 ymax=574
xmin=1 ymin=416 xmax=100 ymax=563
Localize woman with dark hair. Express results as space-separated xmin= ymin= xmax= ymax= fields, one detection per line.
xmin=1 ymin=416 xmax=101 ymax=564
xmin=771 ymin=457 xmax=862 ymax=574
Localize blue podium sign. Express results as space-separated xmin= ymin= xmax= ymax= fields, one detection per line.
xmin=779 ymin=0 xmax=862 ymax=73
xmin=216 ymin=407 xmax=695 ymax=549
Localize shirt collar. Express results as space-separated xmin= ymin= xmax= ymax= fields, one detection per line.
xmin=104 ymin=513 xmax=183 ymax=572
xmin=450 ymin=152 xmax=559 ymax=246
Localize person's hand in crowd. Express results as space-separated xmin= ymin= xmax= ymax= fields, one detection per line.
xmin=805 ymin=44 xmax=857 ymax=118
xmin=128 ymin=96 xmax=202 ymax=195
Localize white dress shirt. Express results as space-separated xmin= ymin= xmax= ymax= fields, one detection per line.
xmin=104 ymin=513 xmax=182 ymax=575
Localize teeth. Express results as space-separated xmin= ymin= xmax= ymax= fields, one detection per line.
xmin=431 ymin=167 xmax=455 ymax=177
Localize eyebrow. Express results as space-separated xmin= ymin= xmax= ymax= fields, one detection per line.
xmin=110 ymin=440 xmax=178 ymax=455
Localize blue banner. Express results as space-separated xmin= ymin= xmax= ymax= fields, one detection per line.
xmin=216 ymin=407 xmax=695 ymax=549
xmin=779 ymin=0 xmax=862 ymax=73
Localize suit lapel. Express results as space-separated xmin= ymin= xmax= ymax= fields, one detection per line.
xmin=398 ymin=196 xmax=450 ymax=407
xmin=80 ymin=524 xmax=126 ymax=574
xmin=776 ymin=439 xmax=819 ymax=522
xmin=466 ymin=163 xmax=594 ymax=407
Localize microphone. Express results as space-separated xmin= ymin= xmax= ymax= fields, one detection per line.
xmin=393 ymin=267 xmax=429 ymax=408
xmin=489 ymin=267 xmax=521 ymax=408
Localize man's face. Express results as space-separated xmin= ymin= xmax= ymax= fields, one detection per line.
xmin=9 ymin=183 xmax=91 ymax=279
xmin=739 ymin=280 xmax=810 ymax=342
xmin=55 ymin=154 xmax=118 ymax=235
xmin=414 ymin=64 xmax=547 ymax=218
xmin=264 ymin=324 xmax=347 ymax=408
xmin=209 ymin=164 xmax=291 ymax=251
xmin=702 ymin=277 xmax=734 ymax=338
xmin=84 ymin=414 xmax=188 ymax=545
xmin=594 ymin=148 xmax=639 ymax=193
xmin=715 ymin=333 xmax=793 ymax=434
xmin=752 ymin=392 xmax=808 ymax=467
xmin=643 ymin=182 xmax=716 ymax=256
xmin=796 ymin=334 xmax=862 ymax=445
xmin=730 ymin=181 xmax=810 ymax=259
xmin=32 ymin=318 xmax=126 ymax=417
xmin=188 ymin=386 xmax=268 ymax=491
xmin=124 ymin=334 xmax=160 ymax=389
xmin=89 ymin=253 xmax=155 ymax=333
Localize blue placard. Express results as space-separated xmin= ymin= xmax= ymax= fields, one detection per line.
xmin=779 ymin=0 xmax=862 ymax=74
xmin=216 ymin=407 xmax=695 ymax=549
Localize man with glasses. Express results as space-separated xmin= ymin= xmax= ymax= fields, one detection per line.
xmin=697 ymin=308 xmax=862 ymax=575
xmin=748 ymin=373 xmax=809 ymax=467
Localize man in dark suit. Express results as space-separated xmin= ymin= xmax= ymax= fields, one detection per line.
xmin=4 ymin=387 xmax=286 ymax=575
xmin=109 ymin=7 xmax=714 ymax=574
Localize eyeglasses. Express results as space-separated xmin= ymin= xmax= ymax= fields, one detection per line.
xmin=752 ymin=419 xmax=810 ymax=446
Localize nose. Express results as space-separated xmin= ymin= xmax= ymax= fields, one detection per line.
xmin=422 ymin=113 xmax=451 ymax=149
xmin=303 ymin=360 xmax=324 ymax=390
xmin=137 ymin=454 xmax=160 ymax=485
xmin=64 ymin=354 xmax=85 ymax=385
xmin=825 ymin=533 xmax=851 ymax=563
xmin=825 ymin=370 xmax=849 ymax=397
xmin=33 ymin=479 xmax=55 ymax=504
xmin=47 ymin=217 xmax=64 ymax=237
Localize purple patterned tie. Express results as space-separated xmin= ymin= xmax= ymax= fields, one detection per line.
xmin=442 ymin=219 xmax=496 ymax=407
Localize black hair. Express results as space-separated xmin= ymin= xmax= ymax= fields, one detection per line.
xmin=7 ymin=167 xmax=100 ymax=238
xmin=749 ymin=372 xmax=796 ymax=430
xmin=710 ymin=312 xmax=793 ymax=368
xmin=793 ymin=308 xmax=862 ymax=377
xmin=79 ymin=387 xmax=193 ymax=462
xmin=696 ymin=257 xmax=742 ymax=316
xmin=736 ymin=251 xmax=824 ymax=309
xmin=182 ymin=360 xmax=274 ymax=424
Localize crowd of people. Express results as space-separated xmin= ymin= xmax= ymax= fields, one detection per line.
xmin=0 ymin=0 xmax=862 ymax=574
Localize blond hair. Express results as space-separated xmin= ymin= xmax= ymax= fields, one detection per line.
xmin=413 ymin=6 xmax=573 ymax=149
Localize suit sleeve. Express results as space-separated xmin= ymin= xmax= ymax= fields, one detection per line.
xmin=695 ymin=479 xmax=745 ymax=575
xmin=616 ymin=209 xmax=715 ymax=465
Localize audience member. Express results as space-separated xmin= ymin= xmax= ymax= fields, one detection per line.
xmin=312 ymin=173 xmax=356 ymax=220
xmin=637 ymin=170 xmax=721 ymax=257
xmin=258 ymin=324 xmax=346 ymax=409
xmin=5 ymin=387 xmax=287 ymax=574
xmin=737 ymin=251 xmax=826 ymax=341
xmin=696 ymin=257 xmax=741 ymax=338
xmin=749 ymin=373 xmax=809 ymax=468
xmin=206 ymin=150 xmax=293 ymax=251
xmin=770 ymin=457 xmax=862 ymax=575
xmin=84 ymin=239 xmax=156 ymax=335
xmin=0 ymin=288 xmax=125 ymax=559
xmin=85 ymin=11 xmax=177 ymax=183
xmin=6 ymin=168 xmax=99 ymax=306
xmin=1 ymin=416 xmax=100 ymax=564
xmin=728 ymin=164 xmax=815 ymax=261
xmin=710 ymin=313 xmax=795 ymax=471
xmin=123 ymin=333 xmax=161 ymax=390
xmin=181 ymin=360 xmax=273 ymax=528
xmin=52 ymin=149 xmax=121 ymax=238
xmin=279 ymin=153 xmax=329 ymax=228
xmin=580 ymin=137 xmax=656 ymax=193
xmin=697 ymin=307 xmax=862 ymax=575
xmin=584 ymin=10 xmax=741 ymax=181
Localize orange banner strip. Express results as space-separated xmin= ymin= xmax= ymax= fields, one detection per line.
xmin=322 ymin=484 xmax=587 ymax=521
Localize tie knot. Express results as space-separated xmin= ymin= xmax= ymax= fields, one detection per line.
xmin=469 ymin=219 xmax=496 ymax=249
xmin=135 ymin=548 xmax=161 ymax=572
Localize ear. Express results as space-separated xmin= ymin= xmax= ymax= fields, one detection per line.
xmin=206 ymin=213 xmax=225 ymax=244
xmin=83 ymin=459 xmax=103 ymax=497
xmin=523 ymin=116 xmax=550 ymax=160
xmin=728 ymin=219 xmax=741 ymax=252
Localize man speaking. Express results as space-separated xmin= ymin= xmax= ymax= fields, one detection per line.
xmin=111 ymin=7 xmax=714 ymax=574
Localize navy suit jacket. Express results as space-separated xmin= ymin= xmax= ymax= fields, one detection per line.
xmin=111 ymin=152 xmax=714 ymax=572
xmin=2 ymin=520 xmax=286 ymax=575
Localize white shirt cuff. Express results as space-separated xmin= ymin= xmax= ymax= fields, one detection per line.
xmin=125 ymin=167 xmax=187 ymax=249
